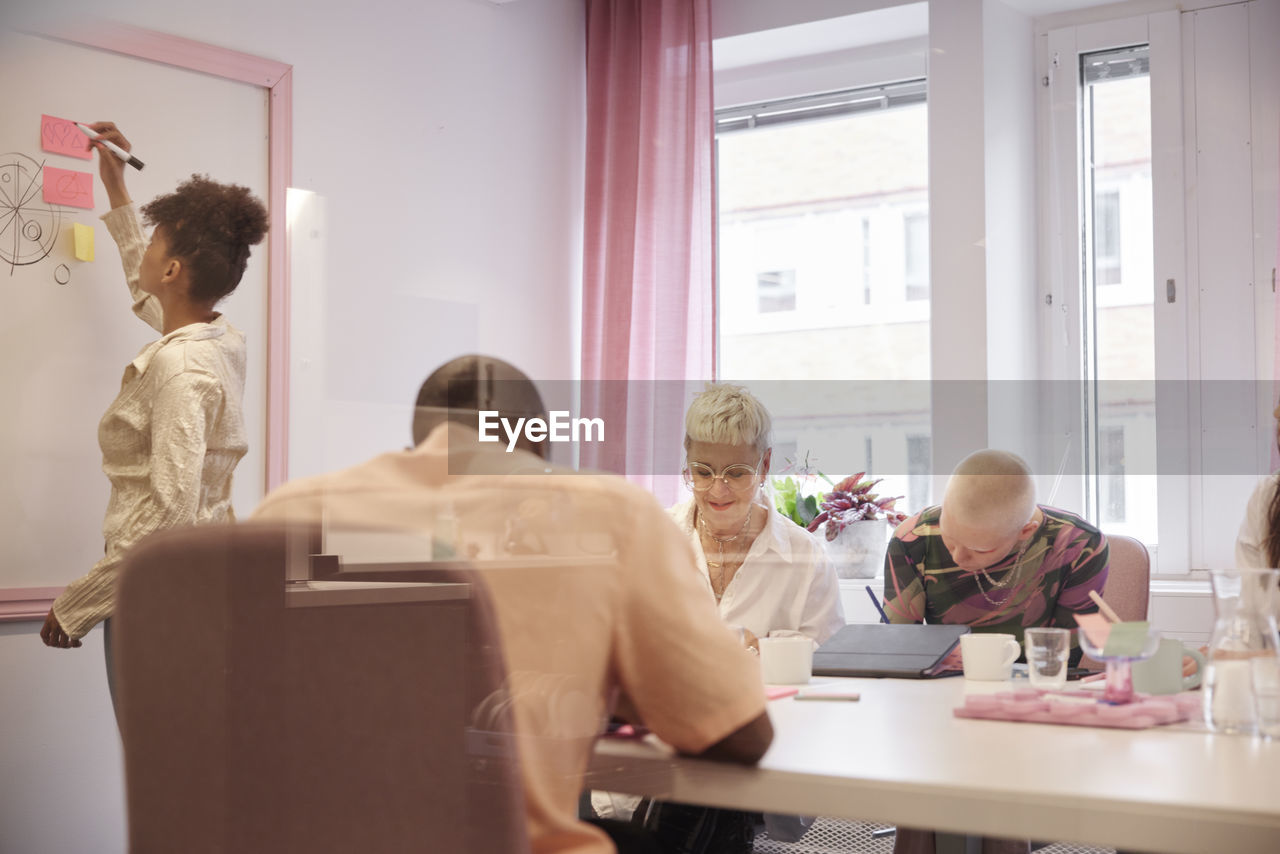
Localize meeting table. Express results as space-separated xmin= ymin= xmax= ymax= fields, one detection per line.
xmin=587 ymin=676 xmax=1280 ymax=853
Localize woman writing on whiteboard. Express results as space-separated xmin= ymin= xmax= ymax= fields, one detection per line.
xmin=39 ymin=123 xmax=268 ymax=706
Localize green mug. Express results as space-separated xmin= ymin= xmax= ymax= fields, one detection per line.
xmin=1132 ymin=638 xmax=1205 ymax=695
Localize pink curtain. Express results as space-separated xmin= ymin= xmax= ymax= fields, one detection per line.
xmin=580 ymin=0 xmax=716 ymax=504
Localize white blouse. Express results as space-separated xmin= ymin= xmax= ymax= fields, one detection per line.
xmin=52 ymin=204 xmax=248 ymax=640
xmin=667 ymin=498 xmax=846 ymax=645
xmin=1236 ymin=474 xmax=1279 ymax=568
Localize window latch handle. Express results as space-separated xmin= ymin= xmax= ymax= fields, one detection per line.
xmin=1166 ymin=278 xmax=1176 ymax=303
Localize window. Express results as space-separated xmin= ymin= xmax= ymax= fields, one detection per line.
xmin=1043 ymin=21 xmax=1175 ymax=566
xmin=716 ymin=80 xmax=932 ymax=518
xmin=903 ymin=212 xmax=929 ymax=301
xmin=860 ymin=217 xmax=872 ymax=305
xmin=1093 ymin=190 xmax=1121 ymax=286
xmin=907 ymin=434 xmax=931 ymax=516
xmin=1042 ymin=8 xmax=1268 ymax=575
xmin=1080 ymin=45 xmax=1157 ymax=545
xmin=757 ymin=270 xmax=796 ymax=313
xmin=1099 ymin=425 xmax=1126 ymax=522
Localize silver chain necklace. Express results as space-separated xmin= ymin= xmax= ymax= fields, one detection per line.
xmin=973 ymin=534 xmax=1035 ymax=607
xmin=698 ymin=506 xmax=753 ymax=601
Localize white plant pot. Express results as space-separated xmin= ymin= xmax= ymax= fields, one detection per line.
xmin=823 ymin=519 xmax=889 ymax=579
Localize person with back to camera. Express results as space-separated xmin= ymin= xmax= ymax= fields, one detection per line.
xmin=40 ymin=123 xmax=268 ymax=713
xmin=882 ymin=449 xmax=1109 ymax=854
xmin=252 ymin=355 xmax=774 ymax=854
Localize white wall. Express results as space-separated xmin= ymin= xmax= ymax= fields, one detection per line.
xmin=982 ymin=2 xmax=1038 ymax=379
xmin=927 ymin=0 xmax=991 ymax=479
xmin=982 ymin=1 xmax=1043 ymax=478
xmin=14 ymin=0 xmax=585 ymax=482
xmin=0 ymin=623 xmax=125 ymax=854
xmin=712 ymin=0 xmax=921 ymax=39
xmin=2 ymin=2 xmax=584 ymax=852
xmin=714 ymin=35 xmax=928 ymax=109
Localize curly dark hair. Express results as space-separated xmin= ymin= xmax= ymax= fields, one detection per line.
xmin=140 ymin=174 xmax=268 ymax=304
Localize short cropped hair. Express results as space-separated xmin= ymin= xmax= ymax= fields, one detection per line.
xmin=683 ymin=384 xmax=772 ymax=455
xmin=141 ymin=174 xmax=268 ymax=304
xmin=944 ymin=449 xmax=1038 ymax=534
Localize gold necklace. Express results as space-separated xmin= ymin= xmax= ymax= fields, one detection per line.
xmin=698 ymin=507 xmax=753 ymax=600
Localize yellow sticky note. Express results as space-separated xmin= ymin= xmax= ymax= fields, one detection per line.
xmin=74 ymin=222 xmax=94 ymax=262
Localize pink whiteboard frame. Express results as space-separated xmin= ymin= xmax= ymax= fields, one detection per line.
xmin=0 ymin=23 xmax=292 ymax=622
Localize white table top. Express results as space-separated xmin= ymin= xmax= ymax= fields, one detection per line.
xmin=588 ymin=677 xmax=1280 ymax=853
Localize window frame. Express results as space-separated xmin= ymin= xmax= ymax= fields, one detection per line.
xmin=1040 ymin=11 xmax=1191 ymax=576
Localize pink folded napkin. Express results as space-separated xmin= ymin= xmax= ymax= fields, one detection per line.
xmin=953 ymin=689 xmax=1200 ymax=730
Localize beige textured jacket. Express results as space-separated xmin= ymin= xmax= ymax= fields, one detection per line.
xmin=53 ymin=204 xmax=247 ymax=640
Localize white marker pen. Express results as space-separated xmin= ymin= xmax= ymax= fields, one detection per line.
xmin=75 ymin=122 xmax=145 ymax=171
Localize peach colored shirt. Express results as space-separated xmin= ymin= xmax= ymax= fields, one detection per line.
xmin=252 ymin=423 xmax=767 ymax=854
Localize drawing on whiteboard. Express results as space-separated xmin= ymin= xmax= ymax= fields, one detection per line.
xmin=54 ymin=263 xmax=71 ymax=285
xmin=43 ymin=165 xmax=95 ymax=209
xmin=0 ymin=152 xmax=63 ymax=274
xmin=41 ymin=114 xmax=93 ymax=160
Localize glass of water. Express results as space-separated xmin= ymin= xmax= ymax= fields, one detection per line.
xmin=1025 ymin=627 xmax=1071 ymax=689
xmin=1252 ymin=656 xmax=1280 ymax=739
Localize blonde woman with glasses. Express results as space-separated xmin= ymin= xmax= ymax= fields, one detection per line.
xmin=615 ymin=384 xmax=845 ymax=852
xmin=671 ymin=383 xmax=844 ymax=651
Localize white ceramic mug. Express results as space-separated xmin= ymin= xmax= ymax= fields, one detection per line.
xmin=960 ymin=633 xmax=1021 ymax=681
xmin=758 ymin=636 xmax=813 ymax=684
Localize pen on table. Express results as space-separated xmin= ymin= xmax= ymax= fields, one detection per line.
xmin=865 ymin=585 xmax=890 ymax=624
xmin=1088 ymin=590 xmax=1122 ymax=623
xmin=75 ymin=122 xmax=145 ymax=171
xmin=796 ymin=690 xmax=861 ymax=702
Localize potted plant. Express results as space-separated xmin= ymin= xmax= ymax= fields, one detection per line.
xmin=806 ymin=473 xmax=908 ymax=579
xmin=770 ymin=453 xmax=831 ymax=529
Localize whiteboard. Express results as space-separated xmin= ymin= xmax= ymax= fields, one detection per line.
xmin=0 ymin=27 xmax=282 ymax=595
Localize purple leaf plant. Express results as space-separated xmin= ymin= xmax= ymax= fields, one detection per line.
xmin=805 ymin=472 xmax=908 ymax=541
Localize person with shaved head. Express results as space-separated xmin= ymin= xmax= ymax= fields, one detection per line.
xmin=883 ymin=449 xmax=1108 ymax=656
xmin=883 ymin=450 xmax=1109 ymax=854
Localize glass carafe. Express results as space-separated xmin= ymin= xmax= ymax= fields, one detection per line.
xmin=1203 ymin=569 xmax=1280 ymax=734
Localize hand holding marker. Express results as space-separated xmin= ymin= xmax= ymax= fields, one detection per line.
xmin=75 ymin=122 xmax=145 ymax=170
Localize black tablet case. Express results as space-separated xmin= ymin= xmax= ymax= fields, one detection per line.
xmin=812 ymin=623 xmax=971 ymax=678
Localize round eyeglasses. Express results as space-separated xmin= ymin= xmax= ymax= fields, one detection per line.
xmin=683 ymin=460 xmax=762 ymax=493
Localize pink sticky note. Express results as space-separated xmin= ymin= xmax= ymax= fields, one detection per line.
xmin=1074 ymin=612 xmax=1112 ymax=650
xmin=42 ymin=166 xmax=94 ymax=209
xmin=41 ymin=115 xmax=92 ymax=160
